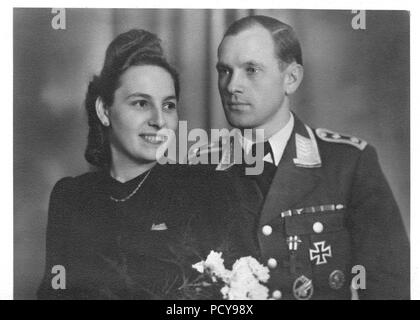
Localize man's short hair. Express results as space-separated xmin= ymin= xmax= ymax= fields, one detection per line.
xmin=222 ymin=15 xmax=303 ymax=66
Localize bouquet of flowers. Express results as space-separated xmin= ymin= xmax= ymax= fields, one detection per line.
xmin=188 ymin=251 xmax=273 ymax=300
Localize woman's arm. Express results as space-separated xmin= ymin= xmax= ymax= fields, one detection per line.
xmin=37 ymin=177 xmax=74 ymax=300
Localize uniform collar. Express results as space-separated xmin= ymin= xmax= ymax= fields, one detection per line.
xmin=216 ymin=113 xmax=321 ymax=171
xmin=240 ymin=112 xmax=294 ymax=166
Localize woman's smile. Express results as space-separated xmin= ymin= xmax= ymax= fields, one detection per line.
xmin=139 ymin=133 xmax=168 ymax=145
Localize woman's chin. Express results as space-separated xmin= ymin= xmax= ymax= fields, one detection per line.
xmin=133 ymin=148 xmax=165 ymax=163
xmin=135 ymin=153 xmax=158 ymax=163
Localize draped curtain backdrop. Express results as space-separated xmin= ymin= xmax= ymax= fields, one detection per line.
xmin=14 ymin=9 xmax=410 ymax=299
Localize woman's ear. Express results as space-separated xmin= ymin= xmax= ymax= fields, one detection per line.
xmin=95 ymin=97 xmax=110 ymax=127
xmin=284 ymin=62 xmax=304 ymax=96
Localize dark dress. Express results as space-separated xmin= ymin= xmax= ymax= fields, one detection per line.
xmin=37 ymin=164 xmax=245 ymax=300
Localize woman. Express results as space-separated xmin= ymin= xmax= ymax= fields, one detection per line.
xmin=37 ymin=29 xmax=252 ymax=300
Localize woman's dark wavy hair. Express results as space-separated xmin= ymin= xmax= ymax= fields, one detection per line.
xmin=84 ymin=29 xmax=180 ymax=168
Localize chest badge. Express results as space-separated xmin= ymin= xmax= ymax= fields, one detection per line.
xmin=309 ymin=241 xmax=332 ymax=265
xmin=151 ymin=222 xmax=168 ymax=231
xmin=293 ymin=275 xmax=314 ymax=300
xmin=329 ymin=270 xmax=345 ymax=290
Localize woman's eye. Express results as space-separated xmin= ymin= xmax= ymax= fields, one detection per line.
xmin=163 ymin=102 xmax=177 ymax=111
xmin=133 ymin=100 xmax=148 ymax=108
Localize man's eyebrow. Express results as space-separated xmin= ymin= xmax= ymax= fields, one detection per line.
xmin=216 ymin=60 xmax=265 ymax=69
xmin=163 ymin=95 xmax=177 ymax=101
xmin=242 ymin=60 xmax=264 ymax=67
xmin=216 ymin=62 xmax=230 ymax=69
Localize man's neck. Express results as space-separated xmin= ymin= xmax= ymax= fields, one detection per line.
xmin=242 ymin=106 xmax=292 ymax=142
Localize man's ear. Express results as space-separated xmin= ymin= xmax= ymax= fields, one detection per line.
xmin=95 ymin=97 xmax=110 ymax=127
xmin=284 ymin=62 xmax=304 ymax=96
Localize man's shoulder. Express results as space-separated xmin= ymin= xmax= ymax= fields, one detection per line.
xmin=314 ymin=127 xmax=368 ymax=152
xmin=313 ymin=127 xmax=379 ymax=170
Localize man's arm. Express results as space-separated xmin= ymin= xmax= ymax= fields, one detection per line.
xmin=348 ymin=145 xmax=410 ymax=299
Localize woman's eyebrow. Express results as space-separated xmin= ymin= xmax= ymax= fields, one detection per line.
xmin=126 ymin=92 xmax=151 ymax=100
xmin=126 ymin=93 xmax=176 ymax=102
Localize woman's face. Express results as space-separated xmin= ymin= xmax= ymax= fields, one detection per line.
xmin=106 ymin=65 xmax=178 ymax=166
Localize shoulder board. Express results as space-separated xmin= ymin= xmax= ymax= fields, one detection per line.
xmin=315 ymin=128 xmax=367 ymax=151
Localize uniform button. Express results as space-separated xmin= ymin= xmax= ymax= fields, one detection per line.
xmin=336 ymin=204 xmax=344 ymax=210
xmin=272 ymin=290 xmax=282 ymax=299
xmin=332 ymin=133 xmax=341 ymax=139
xmin=262 ymin=225 xmax=272 ymax=236
xmin=350 ymin=137 xmax=359 ymax=143
xmin=313 ymin=221 xmax=324 ymax=233
xmin=267 ymin=258 xmax=278 ymax=269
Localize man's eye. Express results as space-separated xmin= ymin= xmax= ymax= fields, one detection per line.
xmin=246 ymin=67 xmax=258 ymax=74
xmin=163 ymin=102 xmax=177 ymax=111
xmin=217 ymin=68 xmax=230 ymax=75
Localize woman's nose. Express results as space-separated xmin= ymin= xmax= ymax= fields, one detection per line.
xmin=148 ymin=108 xmax=166 ymax=128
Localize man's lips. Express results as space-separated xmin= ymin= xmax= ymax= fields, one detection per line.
xmin=139 ymin=133 xmax=168 ymax=145
xmin=226 ymin=102 xmax=251 ymax=110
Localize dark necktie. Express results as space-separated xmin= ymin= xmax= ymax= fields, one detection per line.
xmin=240 ymin=141 xmax=277 ymax=198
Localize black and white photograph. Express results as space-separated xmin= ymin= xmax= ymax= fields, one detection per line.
xmin=11 ymin=5 xmax=412 ymax=301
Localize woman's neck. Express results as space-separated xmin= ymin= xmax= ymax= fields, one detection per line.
xmin=110 ymin=161 xmax=156 ymax=183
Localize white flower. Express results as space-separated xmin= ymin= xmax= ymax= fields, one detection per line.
xmin=232 ymin=256 xmax=270 ymax=283
xmin=204 ymin=251 xmax=230 ymax=281
xmin=246 ymin=257 xmax=270 ymax=283
xmin=222 ymin=276 xmax=270 ymax=300
xmin=220 ymin=256 xmax=270 ymax=300
xmin=205 ymin=251 xmax=224 ymax=272
xmin=220 ymin=285 xmax=230 ymax=299
xmin=194 ymin=251 xmax=271 ymax=300
xmin=191 ymin=251 xmax=230 ymax=281
xmin=247 ymin=281 xmax=270 ymax=300
xmin=192 ymin=260 xmax=205 ymax=273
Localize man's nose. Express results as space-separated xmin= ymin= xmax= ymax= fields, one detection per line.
xmin=148 ymin=108 xmax=166 ymax=129
xmin=226 ymin=72 xmax=243 ymax=94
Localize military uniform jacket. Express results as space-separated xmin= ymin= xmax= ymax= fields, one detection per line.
xmin=190 ymin=115 xmax=410 ymax=300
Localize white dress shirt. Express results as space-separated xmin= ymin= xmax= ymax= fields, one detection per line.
xmin=240 ymin=112 xmax=295 ymax=166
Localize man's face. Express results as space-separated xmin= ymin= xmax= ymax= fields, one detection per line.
xmin=217 ymin=25 xmax=288 ymax=137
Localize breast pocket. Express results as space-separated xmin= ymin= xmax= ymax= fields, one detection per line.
xmin=284 ymin=211 xmax=351 ymax=292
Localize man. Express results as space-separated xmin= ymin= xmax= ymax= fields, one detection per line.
xmin=190 ymin=15 xmax=409 ymax=299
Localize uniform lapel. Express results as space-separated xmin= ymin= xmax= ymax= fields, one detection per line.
xmin=217 ymin=134 xmax=264 ymax=213
xmin=259 ymin=116 xmax=323 ymax=225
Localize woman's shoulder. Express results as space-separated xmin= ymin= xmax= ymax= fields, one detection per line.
xmin=50 ymin=171 xmax=105 ymax=200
